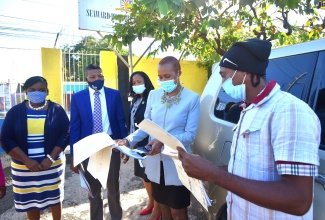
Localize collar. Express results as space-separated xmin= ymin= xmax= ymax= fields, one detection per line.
xmin=240 ymin=80 xmax=277 ymax=108
xmin=88 ymin=86 xmax=104 ymax=95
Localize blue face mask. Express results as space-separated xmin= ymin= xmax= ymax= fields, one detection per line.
xmin=132 ymin=84 xmax=146 ymax=94
xmin=159 ymin=78 xmax=178 ymax=93
xmin=27 ymin=91 xmax=47 ymax=103
xmin=222 ymin=70 xmax=246 ymax=100
xmin=88 ymin=79 xmax=104 ymax=91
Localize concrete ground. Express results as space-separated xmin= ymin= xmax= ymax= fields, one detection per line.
xmin=0 ymin=154 xmax=207 ymax=220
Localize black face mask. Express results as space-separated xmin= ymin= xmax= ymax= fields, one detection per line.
xmin=88 ymin=79 xmax=104 ymax=91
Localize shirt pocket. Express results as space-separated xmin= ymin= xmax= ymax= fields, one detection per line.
xmin=237 ymin=126 xmax=261 ymax=158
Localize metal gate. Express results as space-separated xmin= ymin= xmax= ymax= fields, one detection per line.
xmin=62 ymin=50 xmax=100 ymax=112
xmin=0 ymin=81 xmax=24 ymax=118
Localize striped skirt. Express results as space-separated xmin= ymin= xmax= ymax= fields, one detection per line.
xmin=11 ymin=155 xmax=65 ymax=212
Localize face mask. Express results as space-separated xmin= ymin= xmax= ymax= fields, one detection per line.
xmin=222 ymin=70 xmax=246 ymax=100
xmin=27 ymin=91 xmax=47 ymax=103
xmin=159 ymin=78 xmax=178 ymax=93
xmin=132 ymin=84 xmax=146 ymax=94
xmin=88 ymin=79 xmax=104 ymax=91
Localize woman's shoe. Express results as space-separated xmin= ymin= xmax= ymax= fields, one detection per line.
xmin=140 ymin=205 xmax=154 ymax=215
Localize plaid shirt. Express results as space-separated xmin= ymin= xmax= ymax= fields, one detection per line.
xmin=227 ymin=81 xmax=320 ymax=220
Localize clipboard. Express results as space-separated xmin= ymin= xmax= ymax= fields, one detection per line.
xmin=79 ymin=164 xmax=94 ymax=198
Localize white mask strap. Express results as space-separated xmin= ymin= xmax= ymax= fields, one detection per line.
xmin=242 ymin=74 xmax=247 ymax=84
xmin=231 ymin=70 xmax=237 ymax=79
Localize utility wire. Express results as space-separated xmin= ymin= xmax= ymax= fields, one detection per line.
xmin=0 ymin=26 xmax=58 ymax=35
xmin=0 ymin=10 xmax=101 ymax=46
xmin=21 ymin=0 xmax=61 ymax=7
xmin=0 ymin=32 xmax=55 ymax=39
xmin=0 ymin=31 xmax=95 ymax=42
xmin=0 ymin=14 xmax=67 ymax=26
xmin=0 ymin=46 xmax=39 ymax=50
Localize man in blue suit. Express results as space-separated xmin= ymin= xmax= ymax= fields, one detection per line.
xmin=70 ymin=64 xmax=128 ymax=220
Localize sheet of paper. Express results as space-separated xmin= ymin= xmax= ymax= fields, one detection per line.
xmin=113 ymin=145 xmax=146 ymax=160
xmin=138 ymin=119 xmax=212 ymax=211
xmin=73 ymin=132 xmax=115 ymax=167
xmin=79 ymin=169 xmax=94 ymax=198
xmin=137 ymin=119 xmax=185 ymax=153
xmin=171 ymin=157 xmax=212 ymax=210
xmin=87 ymin=147 xmax=112 ymax=188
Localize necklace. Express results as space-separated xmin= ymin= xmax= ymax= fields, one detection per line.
xmin=28 ymin=100 xmax=48 ymax=110
xmin=161 ymin=86 xmax=184 ymax=108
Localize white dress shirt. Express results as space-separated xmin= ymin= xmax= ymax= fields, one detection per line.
xmin=88 ymin=87 xmax=112 ymax=135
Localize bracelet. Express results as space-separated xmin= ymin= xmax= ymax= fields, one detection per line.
xmin=47 ymin=154 xmax=55 ymax=163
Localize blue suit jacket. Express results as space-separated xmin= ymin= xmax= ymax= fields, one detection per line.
xmin=70 ymin=87 xmax=128 ymax=156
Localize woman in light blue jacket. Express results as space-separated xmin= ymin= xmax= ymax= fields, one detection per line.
xmin=119 ymin=56 xmax=200 ymax=220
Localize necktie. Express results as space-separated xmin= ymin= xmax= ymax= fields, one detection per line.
xmin=93 ymin=91 xmax=103 ymax=133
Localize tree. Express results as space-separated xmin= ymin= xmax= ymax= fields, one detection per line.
xmin=61 ymin=36 xmax=128 ymax=81
xmin=105 ymin=0 xmax=325 ymax=74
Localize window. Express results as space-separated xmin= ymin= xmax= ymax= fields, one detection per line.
xmin=214 ymin=92 xmax=242 ymax=124
xmin=314 ymin=63 xmax=325 ymax=148
xmin=213 ymin=52 xmax=319 ymax=125
xmin=266 ymin=52 xmax=318 ymax=101
xmin=315 ymin=89 xmax=325 ymax=147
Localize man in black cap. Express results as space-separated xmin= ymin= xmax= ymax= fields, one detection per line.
xmin=177 ymin=38 xmax=320 ymax=219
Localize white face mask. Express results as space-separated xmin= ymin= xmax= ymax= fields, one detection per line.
xmin=222 ymin=70 xmax=246 ymax=100
xmin=132 ymin=84 xmax=146 ymax=94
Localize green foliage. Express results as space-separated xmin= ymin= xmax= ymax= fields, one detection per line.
xmin=61 ymin=36 xmax=128 ymax=55
xmin=105 ymin=0 xmax=325 ymax=75
xmin=61 ymin=36 xmax=128 ymax=81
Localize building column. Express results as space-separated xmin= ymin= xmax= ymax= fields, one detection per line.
xmin=100 ymin=51 xmax=118 ymax=89
xmin=41 ymin=48 xmax=63 ymax=105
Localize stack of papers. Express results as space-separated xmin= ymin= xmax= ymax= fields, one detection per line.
xmin=79 ymin=168 xmax=94 ymax=198
xmin=73 ymin=133 xmax=147 ymax=189
xmin=73 ymin=120 xmax=212 ymax=211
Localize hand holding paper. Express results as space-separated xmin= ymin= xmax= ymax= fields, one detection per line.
xmin=72 ymin=132 xmax=147 ymax=189
xmin=112 ymin=145 xmax=146 ymax=160
xmin=137 ymin=119 xmax=185 ymax=157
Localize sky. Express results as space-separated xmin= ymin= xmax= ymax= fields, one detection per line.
xmin=0 ymin=0 xmax=81 ymax=82
xmin=0 ymin=0 xmax=323 ymax=83
xmin=0 ymin=0 xmax=172 ymax=83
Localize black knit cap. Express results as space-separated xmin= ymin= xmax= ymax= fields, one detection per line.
xmin=219 ymin=38 xmax=272 ymax=75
